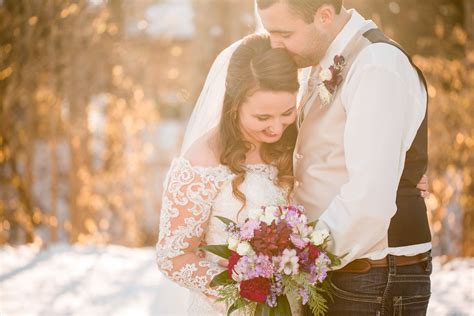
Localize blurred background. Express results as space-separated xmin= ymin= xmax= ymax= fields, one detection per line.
xmin=0 ymin=0 xmax=472 ymax=259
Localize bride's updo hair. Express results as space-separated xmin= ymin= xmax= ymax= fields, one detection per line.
xmin=218 ymin=33 xmax=299 ymax=210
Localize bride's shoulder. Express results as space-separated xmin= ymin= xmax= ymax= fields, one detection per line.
xmin=182 ymin=129 xmax=222 ymax=168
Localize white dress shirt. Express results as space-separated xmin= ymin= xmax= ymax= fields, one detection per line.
xmin=313 ymin=9 xmax=432 ymax=264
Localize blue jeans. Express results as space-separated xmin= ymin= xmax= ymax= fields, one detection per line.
xmin=305 ymin=254 xmax=432 ymax=315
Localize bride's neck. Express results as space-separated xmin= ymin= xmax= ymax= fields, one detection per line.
xmin=245 ymin=143 xmax=265 ymax=164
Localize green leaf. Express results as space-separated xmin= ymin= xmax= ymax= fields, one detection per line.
xmin=199 ymin=244 xmax=231 ymax=259
xmin=326 ymin=251 xmax=347 ymax=267
xmin=227 ymin=299 xmax=255 ymax=316
xmin=253 ymin=296 xmax=291 ymax=316
xmin=215 ymin=215 xmax=237 ymax=227
xmin=254 ymin=303 xmax=273 ymax=316
xmin=227 ymin=302 xmax=240 ymax=316
xmin=326 ymin=251 xmax=340 ymax=266
xmin=210 ymin=270 xmax=233 ymax=287
xmin=274 ymin=295 xmax=292 ymax=316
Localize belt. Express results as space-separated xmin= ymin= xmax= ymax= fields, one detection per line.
xmin=336 ymin=252 xmax=430 ymax=273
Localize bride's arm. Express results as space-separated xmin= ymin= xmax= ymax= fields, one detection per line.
xmin=156 ymin=158 xmax=225 ymax=297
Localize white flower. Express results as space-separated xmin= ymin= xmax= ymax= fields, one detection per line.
xmin=228 ymin=235 xmax=240 ymax=251
xmin=279 ymin=249 xmax=300 ymax=275
xmin=318 ymin=85 xmax=332 ymax=105
xmin=248 ymin=208 xmax=264 ymax=220
xmin=310 ymin=229 xmax=330 ymax=246
xmin=319 ymin=68 xmax=333 ymax=81
xmin=265 ymin=206 xmax=279 ymax=215
xmin=299 ymin=214 xmax=308 ymax=225
xmin=236 ymin=241 xmax=255 ymax=256
xmin=260 ymin=206 xmax=279 ymax=225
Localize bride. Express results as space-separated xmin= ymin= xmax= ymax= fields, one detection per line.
xmin=155 ymin=33 xmax=301 ymax=315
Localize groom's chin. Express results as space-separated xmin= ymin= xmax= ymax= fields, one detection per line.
xmin=292 ymin=55 xmax=317 ymax=69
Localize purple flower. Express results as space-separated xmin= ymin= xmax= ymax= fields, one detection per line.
xmin=254 ymin=254 xmax=274 ymax=278
xmin=232 ymin=256 xmax=251 ymax=281
xmin=225 ymin=222 xmax=239 ymax=234
xmin=232 ymin=253 xmax=274 ymax=281
xmin=290 ymin=234 xmax=309 ymax=249
xmin=307 ymin=253 xmax=331 ymax=284
xmin=266 ymin=293 xmax=277 ymax=308
xmin=300 ymin=288 xmax=309 ymax=305
xmin=266 ymin=273 xmax=283 ymax=307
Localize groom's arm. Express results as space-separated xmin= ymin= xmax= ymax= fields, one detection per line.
xmin=314 ymin=44 xmax=427 ymax=266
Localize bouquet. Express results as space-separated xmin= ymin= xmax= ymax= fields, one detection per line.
xmin=201 ymin=205 xmax=342 ymax=316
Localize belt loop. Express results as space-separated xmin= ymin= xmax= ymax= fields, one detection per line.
xmin=425 ymin=250 xmax=432 ymax=272
xmin=387 ymin=254 xmax=397 ymax=275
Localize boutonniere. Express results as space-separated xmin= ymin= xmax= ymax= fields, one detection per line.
xmin=317 ymin=55 xmax=346 ymax=106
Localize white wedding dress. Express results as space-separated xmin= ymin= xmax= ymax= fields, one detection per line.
xmin=156 ymin=157 xmax=292 ymax=315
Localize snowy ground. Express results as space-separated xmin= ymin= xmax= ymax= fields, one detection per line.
xmin=0 ymin=244 xmax=472 ymax=316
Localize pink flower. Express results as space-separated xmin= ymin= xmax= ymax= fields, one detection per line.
xmin=282 ymin=207 xmax=301 ymax=228
xmin=240 ymin=219 xmax=260 ymax=240
xmin=290 ymin=234 xmax=309 ymax=249
xmin=278 ymin=249 xmax=300 ymax=275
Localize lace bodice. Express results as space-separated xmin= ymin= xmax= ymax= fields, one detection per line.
xmin=156 ymin=157 xmax=288 ymax=301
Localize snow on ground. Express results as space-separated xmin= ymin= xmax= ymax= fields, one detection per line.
xmin=0 ymin=244 xmax=472 ymax=316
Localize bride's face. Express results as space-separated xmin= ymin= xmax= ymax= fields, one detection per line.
xmin=238 ymin=90 xmax=297 ymax=145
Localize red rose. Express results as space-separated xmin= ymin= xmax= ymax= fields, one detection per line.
xmin=239 ymin=277 xmax=271 ymax=303
xmin=227 ymin=251 xmax=241 ymax=278
xmin=307 ymin=244 xmax=321 ymax=262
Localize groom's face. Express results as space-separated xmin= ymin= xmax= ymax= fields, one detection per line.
xmin=258 ymin=1 xmax=332 ymax=68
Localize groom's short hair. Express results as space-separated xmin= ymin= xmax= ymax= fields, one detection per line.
xmin=257 ymin=0 xmax=343 ymax=23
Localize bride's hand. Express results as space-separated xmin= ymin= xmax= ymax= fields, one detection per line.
xmin=416 ymin=174 xmax=430 ymax=198
xmin=197 ymin=239 xmax=228 ymax=267
xmin=197 ymin=239 xmax=207 ymax=258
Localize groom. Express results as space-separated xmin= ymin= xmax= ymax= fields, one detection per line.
xmin=257 ymin=0 xmax=432 ymax=315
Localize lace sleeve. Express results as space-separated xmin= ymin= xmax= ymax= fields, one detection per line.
xmin=156 ymin=158 xmax=229 ymax=296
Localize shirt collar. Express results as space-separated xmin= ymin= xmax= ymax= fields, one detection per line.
xmin=319 ymin=9 xmax=375 ymax=70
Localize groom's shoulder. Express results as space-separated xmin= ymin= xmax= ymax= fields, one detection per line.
xmin=355 ymin=42 xmax=412 ymax=73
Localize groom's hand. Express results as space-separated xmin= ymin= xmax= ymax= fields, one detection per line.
xmin=218 ymin=259 xmax=228 ymax=268
xmin=416 ymin=174 xmax=430 ymax=198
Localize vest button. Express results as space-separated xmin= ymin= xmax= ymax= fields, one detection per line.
xmin=295 ymin=153 xmax=303 ymax=159
xmin=295 ymin=180 xmax=301 ymax=187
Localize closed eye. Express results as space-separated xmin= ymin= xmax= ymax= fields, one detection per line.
xmin=282 ymin=108 xmax=295 ymax=116
xmin=270 ymin=31 xmax=292 ymax=39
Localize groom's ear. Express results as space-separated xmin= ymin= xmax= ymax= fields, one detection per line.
xmin=313 ymin=4 xmax=336 ymax=26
